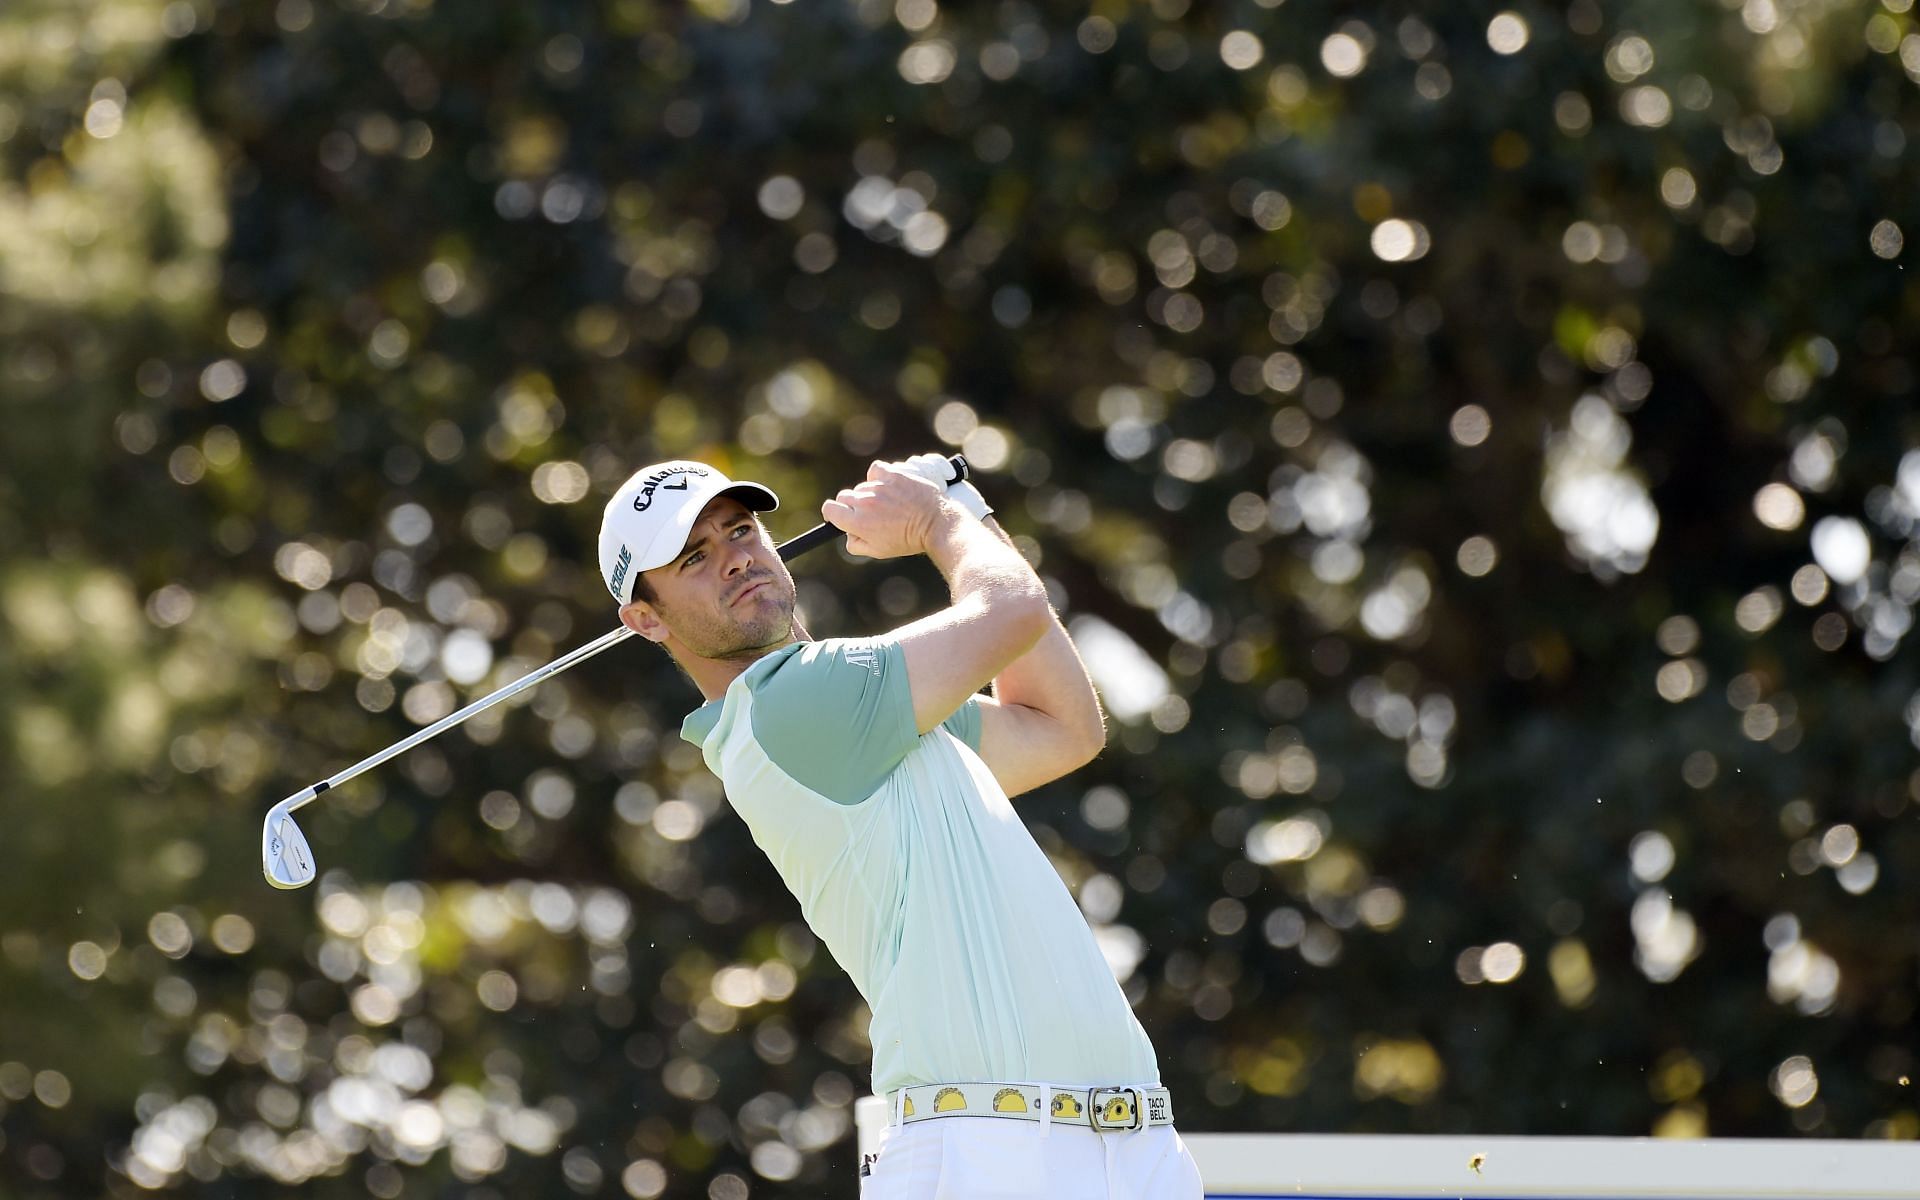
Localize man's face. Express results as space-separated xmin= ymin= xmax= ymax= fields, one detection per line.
xmin=626 ymin=497 xmax=797 ymax=660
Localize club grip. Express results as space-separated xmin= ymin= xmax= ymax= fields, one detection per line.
xmin=776 ymin=454 xmax=969 ymax=561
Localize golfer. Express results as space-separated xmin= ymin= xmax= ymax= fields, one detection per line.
xmin=597 ymin=455 xmax=1202 ymax=1198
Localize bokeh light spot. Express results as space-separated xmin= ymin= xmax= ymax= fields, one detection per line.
xmin=1486 ymin=12 xmax=1529 ymax=54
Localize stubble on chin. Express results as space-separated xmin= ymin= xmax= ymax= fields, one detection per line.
xmin=708 ymin=593 xmax=796 ymax=661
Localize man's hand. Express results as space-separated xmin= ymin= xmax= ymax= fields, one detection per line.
xmin=819 ymin=460 xmax=957 ymax=560
xmin=896 ymin=452 xmax=994 ymax=522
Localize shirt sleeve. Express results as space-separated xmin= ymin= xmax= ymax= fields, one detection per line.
xmin=939 ymin=695 xmax=983 ymax=752
xmin=745 ymin=636 xmax=921 ymax=805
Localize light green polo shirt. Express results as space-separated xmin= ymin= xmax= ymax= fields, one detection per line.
xmin=681 ymin=636 xmax=1160 ymax=1097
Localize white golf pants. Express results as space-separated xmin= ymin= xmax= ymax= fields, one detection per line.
xmin=859 ymin=1116 xmax=1204 ymax=1199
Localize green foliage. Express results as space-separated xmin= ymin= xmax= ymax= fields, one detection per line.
xmin=3 ymin=0 xmax=1918 ymax=1194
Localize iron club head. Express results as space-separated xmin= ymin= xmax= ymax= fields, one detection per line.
xmin=262 ymin=803 xmax=317 ymax=889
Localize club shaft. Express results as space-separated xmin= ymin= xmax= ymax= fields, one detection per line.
xmin=275 ymin=624 xmax=637 ymax=817
xmin=270 ymin=454 xmax=968 ymax=816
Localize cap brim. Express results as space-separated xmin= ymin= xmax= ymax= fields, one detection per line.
xmin=716 ymin=482 xmax=778 ymax=513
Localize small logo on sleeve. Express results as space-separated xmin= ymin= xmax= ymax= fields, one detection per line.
xmin=844 ymin=645 xmax=878 ymax=673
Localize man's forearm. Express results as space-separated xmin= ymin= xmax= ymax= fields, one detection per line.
xmin=975 ymin=519 xmax=1106 ymax=754
xmin=923 ymin=505 xmax=1049 ymax=611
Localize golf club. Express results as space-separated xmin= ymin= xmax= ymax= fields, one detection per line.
xmin=262 ymin=454 xmax=969 ymax=889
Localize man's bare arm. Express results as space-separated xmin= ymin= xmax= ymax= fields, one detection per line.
xmin=822 ymin=462 xmax=1104 ymax=795
xmin=821 ymin=464 xmax=1053 ymax=735
xmin=967 ymin=519 xmax=1106 ymax=797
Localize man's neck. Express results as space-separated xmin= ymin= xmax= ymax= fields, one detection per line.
xmin=678 ymin=623 xmax=812 ymax=702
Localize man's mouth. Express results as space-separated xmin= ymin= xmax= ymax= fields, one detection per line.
xmin=731 ymin=580 xmax=768 ymax=605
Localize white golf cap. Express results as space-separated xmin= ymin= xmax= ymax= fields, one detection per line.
xmin=598 ymin=460 xmax=779 ymax=604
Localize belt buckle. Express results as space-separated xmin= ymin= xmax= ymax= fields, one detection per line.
xmin=1088 ymin=1087 xmax=1142 ymax=1133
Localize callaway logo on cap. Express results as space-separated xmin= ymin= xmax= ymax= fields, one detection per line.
xmin=597 ymin=460 xmax=779 ymax=604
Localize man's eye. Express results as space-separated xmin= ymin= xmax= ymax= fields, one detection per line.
xmin=682 ymin=551 xmax=703 ymax=568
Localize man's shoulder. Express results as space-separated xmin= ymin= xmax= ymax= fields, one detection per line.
xmin=740 ymin=635 xmax=918 ymax=805
xmin=679 ymin=643 xmax=810 ymax=748
xmin=749 ymin=636 xmax=895 ymax=691
xmin=745 ymin=638 xmax=904 ymax=733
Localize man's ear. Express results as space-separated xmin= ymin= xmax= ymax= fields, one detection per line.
xmin=619 ymin=600 xmax=670 ymax=644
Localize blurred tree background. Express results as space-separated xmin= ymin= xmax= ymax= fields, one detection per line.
xmin=3 ymin=0 xmax=1918 ymax=1194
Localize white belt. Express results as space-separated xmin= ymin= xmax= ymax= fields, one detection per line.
xmin=886 ymin=1083 xmax=1173 ymax=1132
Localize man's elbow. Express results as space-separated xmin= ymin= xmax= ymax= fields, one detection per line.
xmin=1067 ymin=711 xmax=1106 ymax=769
xmin=1000 ymin=587 xmax=1054 ymax=653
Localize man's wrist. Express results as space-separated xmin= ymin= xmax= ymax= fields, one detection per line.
xmin=920 ymin=499 xmax=985 ymax=561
